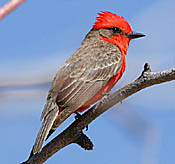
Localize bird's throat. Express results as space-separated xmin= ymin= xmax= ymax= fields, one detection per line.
xmin=100 ymin=35 xmax=130 ymax=56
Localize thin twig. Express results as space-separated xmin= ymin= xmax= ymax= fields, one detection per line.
xmin=0 ymin=0 xmax=25 ymax=20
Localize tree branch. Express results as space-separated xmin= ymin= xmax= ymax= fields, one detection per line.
xmin=22 ymin=63 xmax=175 ymax=164
xmin=0 ymin=0 xmax=25 ymax=20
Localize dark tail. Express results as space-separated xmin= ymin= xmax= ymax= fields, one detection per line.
xmin=28 ymin=128 xmax=56 ymax=159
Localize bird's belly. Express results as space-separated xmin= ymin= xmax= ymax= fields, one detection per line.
xmin=76 ymin=64 xmax=125 ymax=112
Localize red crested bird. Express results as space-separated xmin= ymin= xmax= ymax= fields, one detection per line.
xmin=32 ymin=11 xmax=145 ymax=155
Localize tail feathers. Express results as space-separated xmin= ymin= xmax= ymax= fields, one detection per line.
xmin=46 ymin=129 xmax=56 ymax=140
xmin=41 ymin=98 xmax=55 ymax=121
xmin=33 ymin=103 xmax=59 ymax=154
xmin=29 ymin=128 xmax=56 ymax=159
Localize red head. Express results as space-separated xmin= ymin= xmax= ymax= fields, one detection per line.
xmin=93 ymin=11 xmax=132 ymax=34
xmin=93 ymin=11 xmax=145 ymax=55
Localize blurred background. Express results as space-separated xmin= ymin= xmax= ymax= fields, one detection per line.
xmin=0 ymin=0 xmax=175 ymax=163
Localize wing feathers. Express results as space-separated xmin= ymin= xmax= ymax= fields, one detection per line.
xmin=57 ymin=81 xmax=84 ymax=105
xmin=55 ymin=52 xmax=122 ymax=108
xmin=33 ymin=101 xmax=59 ymax=154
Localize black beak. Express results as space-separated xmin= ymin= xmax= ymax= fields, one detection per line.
xmin=127 ymin=32 xmax=146 ymax=39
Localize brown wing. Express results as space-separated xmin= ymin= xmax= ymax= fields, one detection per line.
xmin=41 ymin=29 xmax=123 ymax=119
xmin=50 ymin=40 xmax=122 ymax=113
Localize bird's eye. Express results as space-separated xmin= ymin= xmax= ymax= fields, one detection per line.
xmin=112 ymin=27 xmax=122 ymax=33
xmin=105 ymin=27 xmax=123 ymax=33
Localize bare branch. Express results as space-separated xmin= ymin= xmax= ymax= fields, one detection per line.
xmin=22 ymin=64 xmax=175 ymax=164
xmin=0 ymin=0 xmax=25 ymax=20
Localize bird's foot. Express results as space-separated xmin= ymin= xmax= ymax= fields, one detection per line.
xmin=101 ymin=92 xmax=110 ymax=97
xmin=100 ymin=92 xmax=111 ymax=104
xmin=75 ymin=111 xmax=81 ymax=120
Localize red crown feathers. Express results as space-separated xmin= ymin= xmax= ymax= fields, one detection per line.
xmin=93 ymin=11 xmax=132 ymax=34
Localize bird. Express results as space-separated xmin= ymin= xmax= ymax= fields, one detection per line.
xmin=31 ymin=11 xmax=145 ymax=155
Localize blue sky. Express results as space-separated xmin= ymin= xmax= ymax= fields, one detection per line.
xmin=0 ymin=0 xmax=175 ymax=164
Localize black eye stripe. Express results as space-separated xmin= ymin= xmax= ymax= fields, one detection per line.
xmin=105 ymin=27 xmax=123 ymax=33
xmin=112 ymin=27 xmax=121 ymax=32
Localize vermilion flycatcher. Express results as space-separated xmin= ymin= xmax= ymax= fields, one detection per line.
xmin=32 ymin=11 xmax=145 ymax=154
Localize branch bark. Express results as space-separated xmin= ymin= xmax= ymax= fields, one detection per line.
xmin=22 ymin=63 xmax=175 ymax=164
xmin=0 ymin=0 xmax=25 ymax=20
